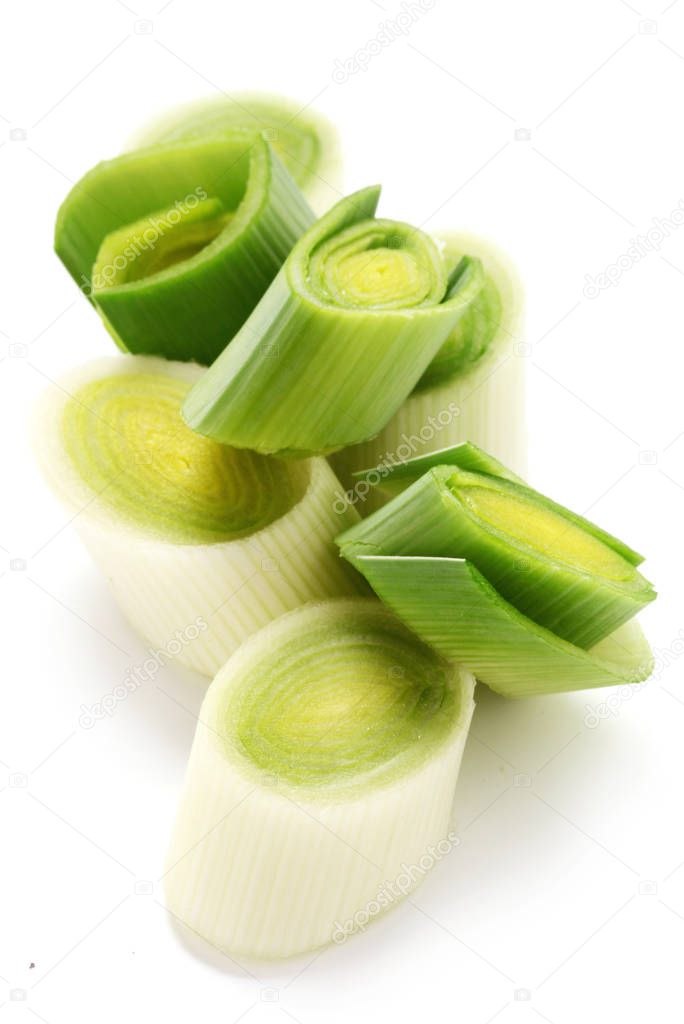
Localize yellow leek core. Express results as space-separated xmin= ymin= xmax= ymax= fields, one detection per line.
xmin=456 ymin=482 xmax=636 ymax=582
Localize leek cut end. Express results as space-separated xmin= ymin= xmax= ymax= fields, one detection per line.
xmin=62 ymin=368 xmax=309 ymax=544
xmin=208 ymin=599 xmax=463 ymax=791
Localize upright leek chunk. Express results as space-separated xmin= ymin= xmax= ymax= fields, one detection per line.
xmin=55 ymin=132 xmax=315 ymax=364
xmin=330 ymin=234 xmax=525 ymax=512
xmin=337 ymin=451 xmax=655 ymax=697
xmin=182 ymin=187 xmax=486 ymax=456
xmin=164 ymin=599 xmax=475 ymax=957
xmin=33 ymin=356 xmax=362 ymax=676
xmin=127 ymin=92 xmax=342 ymax=213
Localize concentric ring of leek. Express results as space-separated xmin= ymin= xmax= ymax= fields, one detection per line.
xmin=182 ymin=187 xmax=486 ymax=456
xmin=62 ymin=370 xmax=309 ymax=544
xmin=126 ymin=92 xmax=341 ymax=210
xmin=307 ymin=220 xmax=445 ymax=310
xmin=204 ymin=600 xmax=461 ymax=792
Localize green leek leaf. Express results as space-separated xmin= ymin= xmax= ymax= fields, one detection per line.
xmin=55 ymin=132 xmax=315 ymax=364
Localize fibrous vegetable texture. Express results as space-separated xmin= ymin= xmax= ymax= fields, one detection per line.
xmin=164 ymin=599 xmax=475 ymax=956
xmin=33 ymin=355 xmax=362 ymax=676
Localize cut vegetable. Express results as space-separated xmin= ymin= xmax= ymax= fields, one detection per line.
xmin=127 ymin=91 xmax=342 ymax=213
xmin=55 ymin=132 xmax=315 ymax=364
xmin=337 ymin=455 xmax=655 ymax=696
xmin=330 ymin=233 xmax=525 ymax=513
xmin=182 ymin=187 xmax=486 ymax=456
xmin=164 ymin=599 xmax=475 ymax=956
xmin=33 ymin=356 xmax=363 ymax=676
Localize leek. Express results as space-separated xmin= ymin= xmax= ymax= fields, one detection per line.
xmin=55 ymin=132 xmax=315 ymax=364
xmin=182 ymin=187 xmax=486 ymax=456
xmin=127 ymin=92 xmax=342 ymax=214
xmin=337 ymin=450 xmax=655 ymax=697
xmin=330 ymin=233 xmax=525 ymax=512
xmin=164 ymin=599 xmax=475 ymax=956
xmin=33 ymin=356 xmax=363 ymax=676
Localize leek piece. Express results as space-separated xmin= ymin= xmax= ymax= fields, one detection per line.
xmin=127 ymin=92 xmax=342 ymax=214
xmin=338 ymin=466 xmax=655 ymax=649
xmin=330 ymin=233 xmax=525 ymax=512
xmin=337 ymin=458 xmax=656 ymax=696
xmin=164 ymin=599 xmax=475 ymax=956
xmin=32 ymin=356 xmax=363 ymax=677
xmin=182 ymin=187 xmax=486 ymax=457
xmin=55 ymin=132 xmax=315 ymax=364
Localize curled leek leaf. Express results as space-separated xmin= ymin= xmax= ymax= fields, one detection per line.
xmin=55 ymin=131 xmax=315 ymax=364
xmin=33 ymin=356 xmax=363 ymax=676
xmin=127 ymin=91 xmax=342 ymax=214
xmin=330 ymin=233 xmax=525 ymax=512
xmin=182 ymin=187 xmax=486 ymax=457
xmin=164 ymin=599 xmax=475 ymax=957
xmin=337 ymin=454 xmax=656 ymax=696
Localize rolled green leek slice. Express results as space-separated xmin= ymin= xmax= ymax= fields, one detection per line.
xmin=182 ymin=187 xmax=486 ymax=457
xmin=330 ymin=233 xmax=525 ymax=513
xmin=55 ymin=132 xmax=315 ymax=364
xmin=337 ymin=456 xmax=655 ymax=696
xmin=127 ymin=92 xmax=342 ymax=214
xmin=164 ymin=599 xmax=475 ymax=956
xmin=33 ymin=356 xmax=363 ymax=676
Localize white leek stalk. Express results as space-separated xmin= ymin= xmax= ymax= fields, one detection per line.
xmin=330 ymin=233 xmax=525 ymax=513
xmin=32 ymin=356 xmax=362 ymax=676
xmin=164 ymin=599 xmax=475 ymax=957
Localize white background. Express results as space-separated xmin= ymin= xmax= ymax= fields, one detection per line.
xmin=2 ymin=0 xmax=684 ymax=1020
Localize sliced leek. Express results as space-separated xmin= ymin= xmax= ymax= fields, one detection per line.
xmin=55 ymin=132 xmax=314 ymax=364
xmin=337 ymin=455 xmax=655 ymax=696
xmin=182 ymin=188 xmax=486 ymax=456
xmin=127 ymin=92 xmax=342 ymax=214
xmin=330 ymin=233 xmax=525 ymax=513
xmin=164 ymin=599 xmax=475 ymax=956
xmin=33 ymin=356 xmax=362 ymax=677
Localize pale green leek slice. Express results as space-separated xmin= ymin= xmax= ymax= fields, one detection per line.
xmin=329 ymin=233 xmax=525 ymax=512
xmin=55 ymin=131 xmax=314 ymax=364
xmin=164 ymin=599 xmax=475 ymax=956
xmin=182 ymin=187 xmax=486 ymax=456
xmin=127 ymin=92 xmax=342 ymax=213
xmin=33 ymin=356 xmax=363 ymax=676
